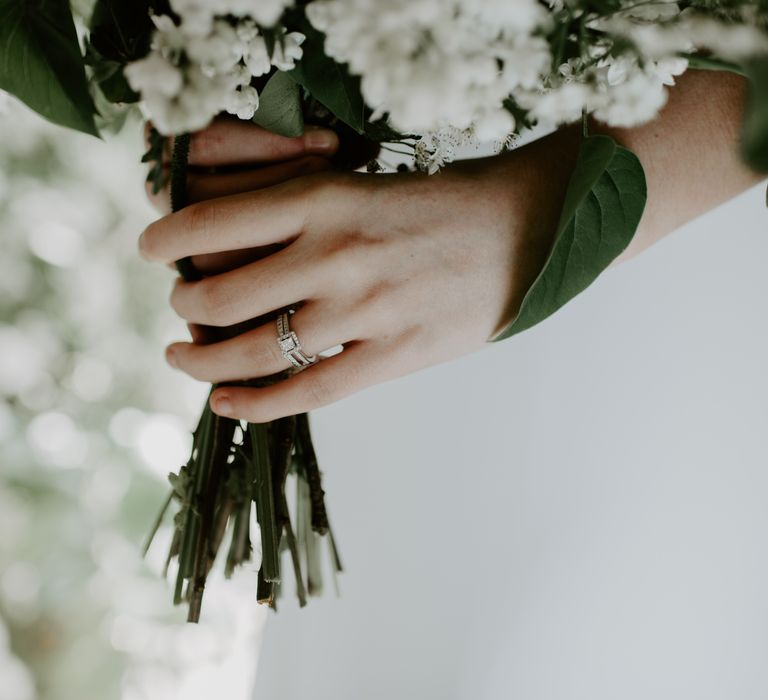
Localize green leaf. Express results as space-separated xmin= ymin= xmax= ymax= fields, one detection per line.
xmin=89 ymin=0 xmax=154 ymax=63
xmin=685 ymin=53 xmax=747 ymax=77
xmin=741 ymin=54 xmax=768 ymax=173
xmin=0 ymin=0 xmax=98 ymax=135
xmin=252 ymin=70 xmax=305 ymax=138
xmin=492 ymin=135 xmax=646 ymax=341
xmin=286 ymin=19 xmax=366 ymax=133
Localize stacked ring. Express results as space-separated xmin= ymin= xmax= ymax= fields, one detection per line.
xmin=276 ymin=309 xmax=317 ymax=368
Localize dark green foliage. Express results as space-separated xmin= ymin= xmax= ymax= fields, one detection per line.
xmin=0 ymin=0 xmax=98 ymax=135
xmin=741 ymin=55 xmax=768 ymax=173
xmin=492 ymin=135 xmax=647 ymax=340
xmin=252 ymin=70 xmax=305 ymax=137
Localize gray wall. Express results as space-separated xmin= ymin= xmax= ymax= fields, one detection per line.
xmin=253 ymin=182 xmax=768 ymax=700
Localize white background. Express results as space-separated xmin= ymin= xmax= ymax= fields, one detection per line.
xmin=252 ymin=182 xmax=768 ymax=699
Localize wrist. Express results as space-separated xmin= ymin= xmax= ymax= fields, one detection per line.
xmin=484 ymin=125 xmax=582 ymax=338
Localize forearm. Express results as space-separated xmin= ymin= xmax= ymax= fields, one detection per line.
xmin=593 ymin=69 xmax=764 ymax=262
xmin=477 ymin=68 xmax=763 ymax=337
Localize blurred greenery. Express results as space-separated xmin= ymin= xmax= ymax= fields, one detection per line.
xmin=0 ymin=97 xmax=264 ymax=700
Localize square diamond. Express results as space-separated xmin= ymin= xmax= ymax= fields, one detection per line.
xmin=279 ymin=333 xmax=298 ymax=353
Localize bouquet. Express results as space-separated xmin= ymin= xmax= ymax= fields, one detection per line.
xmin=1 ymin=0 xmax=766 ymax=622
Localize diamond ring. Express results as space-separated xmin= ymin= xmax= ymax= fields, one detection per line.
xmin=276 ymin=309 xmax=317 ymax=368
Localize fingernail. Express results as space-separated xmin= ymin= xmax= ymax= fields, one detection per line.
xmin=303 ymin=128 xmax=338 ymax=153
xmin=213 ymin=394 xmax=233 ymax=417
xmin=165 ymin=345 xmax=179 ymax=368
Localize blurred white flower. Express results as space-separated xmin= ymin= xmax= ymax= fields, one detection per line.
xmin=26 ymin=411 xmax=89 ymax=468
xmin=0 ymin=325 xmax=48 ymax=396
xmin=134 ymin=412 xmax=192 ymax=479
xmin=125 ymin=52 xmax=184 ymax=99
xmin=27 ymin=220 xmax=84 ymax=267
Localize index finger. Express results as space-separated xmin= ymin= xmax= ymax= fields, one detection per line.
xmin=143 ymin=119 xmax=340 ymax=167
xmin=138 ymin=176 xmax=314 ymax=264
xmin=189 ymin=119 xmax=339 ymax=167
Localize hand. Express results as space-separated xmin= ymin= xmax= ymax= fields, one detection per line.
xmin=140 ymin=128 xmax=580 ymax=422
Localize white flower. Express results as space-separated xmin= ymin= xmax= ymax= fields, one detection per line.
xmin=414 ymin=127 xmax=471 ymax=174
xmin=171 ymin=0 xmax=294 ymax=27
xmin=473 ymin=109 xmax=515 ymax=143
xmin=185 ymin=21 xmax=241 ymax=74
xmin=124 ymin=53 xmax=183 ymax=99
xmin=226 ymin=85 xmax=260 ymax=119
xmin=500 ymin=36 xmax=551 ymax=90
xmin=168 ymin=0 xmax=213 ymax=36
xmin=307 ymin=0 xmax=550 ymax=136
xmin=522 ymin=81 xmax=594 ymax=127
xmin=271 ymin=32 xmax=305 ymax=71
xmin=592 ymin=70 xmax=669 ymax=127
xmin=653 ymin=56 xmax=688 ymax=86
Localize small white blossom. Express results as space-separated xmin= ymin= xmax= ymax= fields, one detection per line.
xmin=271 ymin=32 xmax=305 ymax=71
xmin=226 ymin=85 xmax=260 ymax=120
xmin=415 ymin=127 xmax=472 ymax=174
xmin=592 ymin=70 xmax=669 ymax=127
xmin=125 ymin=52 xmax=183 ymax=99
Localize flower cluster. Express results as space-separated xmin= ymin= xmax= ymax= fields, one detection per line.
xmin=125 ymin=0 xmax=303 ymax=134
xmin=307 ymin=0 xmax=552 ymax=141
xmin=124 ymin=0 xmax=768 ymax=167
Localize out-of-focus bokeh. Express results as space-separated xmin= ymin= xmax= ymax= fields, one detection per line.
xmin=0 ymin=98 xmax=265 ymax=700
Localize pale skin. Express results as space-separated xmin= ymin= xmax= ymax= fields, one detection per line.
xmin=140 ymin=70 xmax=763 ymax=423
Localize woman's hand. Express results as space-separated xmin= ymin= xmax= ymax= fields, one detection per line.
xmin=139 ymin=128 xmax=580 ymax=422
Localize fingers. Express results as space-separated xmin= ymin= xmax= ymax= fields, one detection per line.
xmin=143 ymin=118 xmax=340 ymax=214
xmin=208 ymin=340 xmax=392 ymax=422
xmin=145 ymin=156 xmax=334 ymax=215
xmin=166 ymin=302 xmax=357 ymax=383
xmin=139 ymin=177 xmax=315 ymax=264
xmin=187 ymin=156 xmax=332 ymax=203
xmin=143 ymin=118 xmax=339 ymax=167
xmin=169 ymin=244 xmax=323 ymax=327
xmin=187 ymin=120 xmax=339 ymax=167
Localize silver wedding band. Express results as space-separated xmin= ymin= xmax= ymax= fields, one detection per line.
xmin=276 ymin=309 xmax=317 ymax=368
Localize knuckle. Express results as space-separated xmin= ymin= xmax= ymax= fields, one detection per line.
xmin=304 ymin=374 xmax=336 ymax=408
xmin=139 ymin=220 xmax=164 ymax=260
xmin=189 ymin=128 xmax=223 ymax=165
xmin=249 ymin=331 xmax=284 ymax=370
xmin=183 ymin=201 xmax=218 ymax=240
xmin=303 ymin=169 xmax=346 ymax=203
xmin=169 ymin=278 xmax=187 ymax=315
xmin=198 ymin=279 xmax=236 ymax=325
xmin=175 ymin=348 xmax=206 ymax=381
xmin=321 ymin=233 xmax=378 ymax=290
xmin=356 ymin=282 xmax=400 ymax=332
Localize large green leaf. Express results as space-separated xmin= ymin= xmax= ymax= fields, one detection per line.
xmin=491 ymin=135 xmax=647 ymax=341
xmin=0 ymin=0 xmax=98 ymax=135
xmin=741 ymin=55 xmax=768 ymax=173
xmin=252 ymin=70 xmax=305 ymax=137
xmin=286 ymin=19 xmax=366 ymax=133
